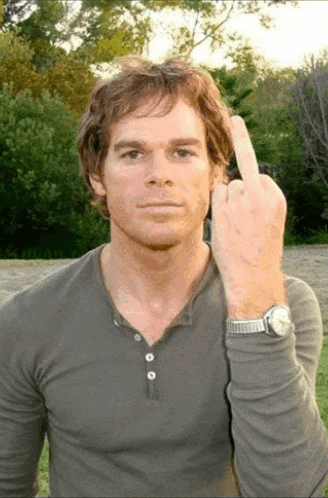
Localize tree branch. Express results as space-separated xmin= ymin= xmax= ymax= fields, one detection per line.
xmin=4 ymin=0 xmax=33 ymax=26
xmin=297 ymin=102 xmax=328 ymax=189
xmin=312 ymin=72 xmax=328 ymax=146
xmin=187 ymin=0 xmax=236 ymax=56
xmin=191 ymin=5 xmax=200 ymax=43
xmin=296 ymin=81 xmax=328 ymax=152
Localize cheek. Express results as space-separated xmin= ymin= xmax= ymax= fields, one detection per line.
xmin=191 ymin=171 xmax=212 ymax=196
xmin=104 ymin=176 xmax=137 ymax=214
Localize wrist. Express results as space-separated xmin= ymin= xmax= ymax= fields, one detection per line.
xmin=225 ymin=271 xmax=288 ymax=320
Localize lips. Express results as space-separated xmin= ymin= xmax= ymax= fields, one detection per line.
xmin=140 ymin=201 xmax=182 ymax=207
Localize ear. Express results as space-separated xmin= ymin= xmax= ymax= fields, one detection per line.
xmin=89 ymin=173 xmax=107 ymax=196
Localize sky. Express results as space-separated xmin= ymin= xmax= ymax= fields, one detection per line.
xmin=145 ymin=0 xmax=328 ymax=70
xmin=59 ymin=1 xmax=328 ymax=77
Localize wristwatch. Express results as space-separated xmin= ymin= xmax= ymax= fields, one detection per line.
xmin=226 ymin=304 xmax=292 ymax=337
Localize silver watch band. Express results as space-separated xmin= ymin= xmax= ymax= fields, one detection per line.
xmin=226 ymin=318 xmax=267 ymax=334
xmin=226 ymin=304 xmax=291 ymax=336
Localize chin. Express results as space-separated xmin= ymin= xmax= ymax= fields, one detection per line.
xmin=117 ymin=220 xmax=188 ymax=251
xmin=112 ymin=215 xmax=205 ymax=251
xmin=141 ymin=238 xmax=182 ymax=251
xmin=131 ymin=229 xmax=183 ymax=252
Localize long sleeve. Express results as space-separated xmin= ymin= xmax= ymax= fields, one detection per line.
xmin=225 ymin=275 xmax=328 ymax=497
xmin=0 ymin=302 xmax=47 ymax=497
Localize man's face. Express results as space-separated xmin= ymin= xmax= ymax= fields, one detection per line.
xmin=90 ymin=98 xmax=222 ymax=250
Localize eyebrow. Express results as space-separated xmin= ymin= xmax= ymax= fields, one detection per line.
xmin=113 ymin=138 xmax=203 ymax=152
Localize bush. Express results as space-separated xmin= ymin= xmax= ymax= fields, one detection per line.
xmin=0 ymin=85 xmax=109 ymax=258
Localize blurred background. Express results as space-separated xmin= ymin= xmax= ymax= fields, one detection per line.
xmin=1 ymin=0 xmax=328 ymax=258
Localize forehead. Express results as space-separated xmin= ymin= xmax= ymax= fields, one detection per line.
xmin=110 ymin=98 xmax=206 ymax=146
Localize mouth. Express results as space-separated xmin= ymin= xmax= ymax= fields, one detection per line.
xmin=140 ymin=202 xmax=182 ymax=208
xmin=139 ymin=202 xmax=183 ymax=217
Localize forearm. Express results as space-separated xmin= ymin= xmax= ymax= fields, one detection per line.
xmin=226 ymin=317 xmax=328 ymax=497
xmin=0 ymin=417 xmax=45 ymax=497
xmin=225 ymin=270 xmax=287 ymax=320
xmin=0 ymin=320 xmax=47 ymax=497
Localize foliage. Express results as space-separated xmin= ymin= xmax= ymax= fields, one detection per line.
xmin=205 ymin=60 xmax=327 ymax=242
xmin=0 ymin=86 xmax=108 ymax=258
xmin=289 ymin=52 xmax=328 ymax=190
xmin=0 ymin=57 xmax=43 ymax=96
xmin=206 ymin=66 xmax=254 ymax=119
xmin=46 ymin=57 xmax=97 ymax=118
xmin=0 ymin=27 xmax=96 ymax=117
xmin=154 ymin=0 xmax=299 ymax=60
xmin=279 ymin=53 xmax=328 ymax=238
xmin=2 ymin=0 xmax=67 ymax=47
xmin=242 ymin=63 xmax=327 ymax=240
xmin=0 ymin=26 xmax=33 ymax=60
xmin=0 ymin=1 xmax=4 ymax=27
xmin=207 ymin=65 xmax=287 ymax=174
xmin=308 ymin=227 xmax=328 ymax=245
xmin=15 ymin=0 xmax=65 ymax=46
xmin=2 ymin=0 xmax=299 ymax=68
xmin=0 ymin=28 xmax=45 ymax=97
xmin=1 ymin=0 xmax=34 ymax=30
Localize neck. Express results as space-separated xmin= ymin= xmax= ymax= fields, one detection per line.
xmin=101 ymin=224 xmax=210 ymax=309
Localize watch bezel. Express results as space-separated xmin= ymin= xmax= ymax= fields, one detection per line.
xmin=266 ymin=305 xmax=291 ymax=337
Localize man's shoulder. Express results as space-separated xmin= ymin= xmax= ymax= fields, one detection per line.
xmin=0 ymin=245 xmax=104 ymax=320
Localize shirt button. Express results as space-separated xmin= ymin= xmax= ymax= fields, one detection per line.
xmin=145 ymin=353 xmax=154 ymax=362
xmin=134 ymin=333 xmax=141 ymax=342
xmin=147 ymin=371 xmax=156 ymax=380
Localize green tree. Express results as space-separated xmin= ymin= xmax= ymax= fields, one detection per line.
xmin=0 ymin=26 xmax=96 ymax=117
xmin=0 ymin=25 xmax=33 ymax=59
xmin=2 ymin=1 xmax=299 ymax=67
xmin=0 ymin=26 xmax=44 ymax=97
xmin=1 ymin=0 xmax=34 ymax=29
xmin=246 ymin=59 xmax=328 ymax=240
xmin=46 ymin=57 xmax=96 ymax=118
xmin=150 ymin=0 xmax=299 ymax=61
xmin=0 ymin=85 xmax=108 ymax=258
xmin=285 ymin=52 xmax=328 ymax=238
xmin=207 ymin=64 xmax=289 ymax=176
xmin=290 ymin=52 xmax=328 ymax=190
xmin=0 ymin=0 xmax=4 ymax=27
xmin=247 ymin=66 xmax=299 ymax=175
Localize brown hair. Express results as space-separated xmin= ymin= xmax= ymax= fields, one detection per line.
xmin=77 ymin=55 xmax=234 ymax=219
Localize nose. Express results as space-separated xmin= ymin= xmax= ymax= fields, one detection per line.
xmin=144 ymin=152 xmax=174 ymax=187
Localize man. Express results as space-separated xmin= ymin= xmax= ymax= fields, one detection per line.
xmin=0 ymin=56 xmax=327 ymax=497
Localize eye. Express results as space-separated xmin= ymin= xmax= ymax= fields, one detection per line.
xmin=174 ymin=148 xmax=195 ymax=158
xmin=120 ymin=150 xmax=142 ymax=160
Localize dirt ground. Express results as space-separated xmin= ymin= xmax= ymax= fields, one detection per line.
xmin=0 ymin=244 xmax=327 ymax=332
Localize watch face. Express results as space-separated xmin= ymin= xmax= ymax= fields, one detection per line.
xmin=270 ymin=307 xmax=291 ymax=336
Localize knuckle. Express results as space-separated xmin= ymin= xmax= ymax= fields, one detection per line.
xmin=228 ymin=179 xmax=243 ymax=189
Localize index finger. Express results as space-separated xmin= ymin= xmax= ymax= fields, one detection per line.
xmin=230 ymin=116 xmax=260 ymax=188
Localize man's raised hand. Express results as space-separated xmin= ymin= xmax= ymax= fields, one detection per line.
xmin=211 ymin=116 xmax=288 ymax=320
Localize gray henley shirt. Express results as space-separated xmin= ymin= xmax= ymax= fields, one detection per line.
xmin=0 ymin=242 xmax=327 ymax=497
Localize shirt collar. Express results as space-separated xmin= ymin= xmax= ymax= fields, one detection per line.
xmin=96 ymin=241 xmax=218 ymax=330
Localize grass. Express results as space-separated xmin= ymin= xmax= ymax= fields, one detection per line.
xmin=36 ymin=336 xmax=328 ymax=497
xmin=36 ymin=440 xmax=50 ymax=497
xmin=316 ymin=336 xmax=328 ymax=497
